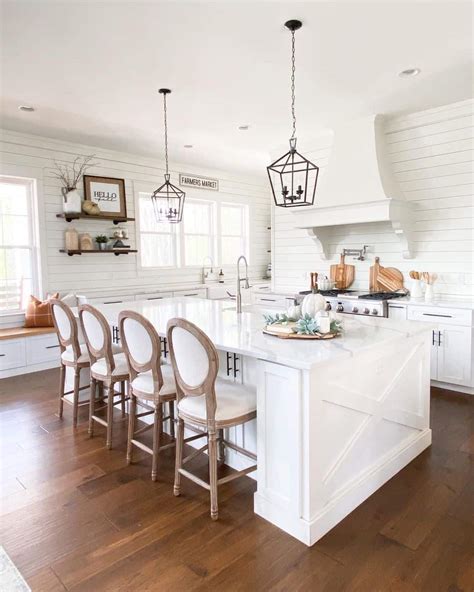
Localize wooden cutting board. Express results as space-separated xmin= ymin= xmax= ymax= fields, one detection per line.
xmin=330 ymin=254 xmax=355 ymax=290
xmin=370 ymin=257 xmax=404 ymax=292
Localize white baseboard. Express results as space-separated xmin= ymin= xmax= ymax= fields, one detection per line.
xmin=431 ymin=380 xmax=473 ymax=395
xmin=0 ymin=360 xmax=59 ymax=380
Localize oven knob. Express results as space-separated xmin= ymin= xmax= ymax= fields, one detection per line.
xmin=325 ymin=302 xmax=332 ymax=311
xmin=336 ymin=304 xmax=344 ymax=312
xmin=352 ymin=306 xmax=359 ymax=313
xmin=372 ymin=308 xmax=379 ymax=315
xmin=363 ymin=307 xmax=370 ymax=314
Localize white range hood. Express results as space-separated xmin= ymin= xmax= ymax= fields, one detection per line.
xmin=291 ymin=115 xmax=414 ymax=259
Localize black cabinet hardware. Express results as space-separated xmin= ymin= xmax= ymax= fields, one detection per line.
xmin=423 ymin=313 xmax=452 ymax=318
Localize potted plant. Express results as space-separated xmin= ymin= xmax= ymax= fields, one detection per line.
xmin=52 ymin=155 xmax=98 ymax=214
xmin=95 ymin=234 xmax=109 ymax=251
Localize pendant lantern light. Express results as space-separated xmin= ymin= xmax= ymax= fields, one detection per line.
xmin=267 ymin=20 xmax=319 ymax=208
xmin=151 ymin=88 xmax=185 ymax=223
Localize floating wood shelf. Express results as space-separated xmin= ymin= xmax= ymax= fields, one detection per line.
xmin=56 ymin=213 xmax=135 ymax=225
xmin=59 ymin=249 xmax=137 ymax=257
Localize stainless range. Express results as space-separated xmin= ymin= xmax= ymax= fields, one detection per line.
xmin=298 ymin=290 xmax=407 ymax=318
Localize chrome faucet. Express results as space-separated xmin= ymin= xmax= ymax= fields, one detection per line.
xmin=236 ymin=255 xmax=249 ymax=313
xmin=202 ymin=256 xmax=214 ymax=283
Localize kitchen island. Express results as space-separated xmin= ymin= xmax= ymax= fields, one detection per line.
xmin=89 ymin=297 xmax=432 ymax=546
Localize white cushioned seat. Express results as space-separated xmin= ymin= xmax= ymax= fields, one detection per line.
xmin=131 ymin=364 xmax=176 ymax=397
xmin=178 ymin=380 xmax=256 ymax=422
xmin=91 ymin=352 xmax=129 ymax=377
xmin=61 ymin=343 xmax=89 ymax=364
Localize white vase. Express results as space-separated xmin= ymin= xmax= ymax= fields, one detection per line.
xmin=411 ymin=279 xmax=423 ymax=299
xmin=424 ymin=284 xmax=435 ymax=302
xmin=62 ymin=188 xmax=82 ymax=214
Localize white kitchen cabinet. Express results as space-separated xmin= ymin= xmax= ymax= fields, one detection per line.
xmin=26 ymin=333 xmax=61 ymax=365
xmin=388 ymin=303 xmax=407 ymax=321
xmin=88 ymin=294 xmax=136 ymax=305
xmin=437 ymin=324 xmax=472 ymax=386
xmin=0 ymin=339 xmax=26 ymax=371
xmin=135 ymin=291 xmax=173 ymax=301
xmin=172 ymin=288 xmax=207 ymax=298
xmin=408 ymin=305 xmax=473 ymax=389
xmin=252 ymin=293 xmax=294 ymax=309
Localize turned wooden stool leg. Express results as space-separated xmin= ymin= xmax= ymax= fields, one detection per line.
xmin=121 ymin=381 xmax=126 ymax=417
xmin=217 ymin=428 xmax=225 ymax=462
xmin=208 ymin=430 xmax=218 ymax=520
xmin=72 ymin=369 xmax=80 ymax=428
xmin=174 ymin=418 xmax=184 ymax=496
xmin=89 ymin=377 xmax=97 ymax=436
xmin=127 ymin=394 xmax=137 ymax=464
xmin=169 ymin=401 xmax=175 ymax=439
xmin=151 ymin=403 xmax=163 ymax=481
xmin=106 ymin=382 xmax=115 ymax=449
xmin=58 ymin=364 xmax=65 ymax=418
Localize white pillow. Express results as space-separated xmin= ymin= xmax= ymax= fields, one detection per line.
xmin=60 ymin=292 xmax=78 ymax=307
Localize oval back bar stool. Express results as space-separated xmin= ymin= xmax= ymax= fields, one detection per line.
xmin=79 ymin=304 xmax=128 ymax=449
xmin=51 ymin=299 xmax=91 ymax=427
xmin=167 ymin=317 xmax=257 ymax=520
xmin=119 ymin=310 xmax=179 ymax=481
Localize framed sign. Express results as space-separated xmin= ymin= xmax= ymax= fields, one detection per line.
xmin=83 ymin=175 xmax=127 ymax=218
xmin=179 ymin=173 xmax=219 ymax=191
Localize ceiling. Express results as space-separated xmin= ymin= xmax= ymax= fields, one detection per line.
xmin=1 ymin=1 xmax=472 ymax=177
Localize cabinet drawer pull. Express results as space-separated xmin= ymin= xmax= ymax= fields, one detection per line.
xmin=0 ymin=354 xmax=5 ymax=357
xmin=432 ymin=330 xmax=436 ymax=346
xmin=104 ymin=300 xmax=122 ymax=304
xmin=147 ymin=297 xmax=163 ymax=300
xmin=46 ymin=344 xmax=60 ymax=349
xmin=422 ymin=313 xmax=452 ymax=318
xmin=390 ymin=305 xmax=405 ymax=309
xmin=259 ymin=298 xmax=276 ymax=302
xmin=184 ymin=293 xmax=198 ymax=297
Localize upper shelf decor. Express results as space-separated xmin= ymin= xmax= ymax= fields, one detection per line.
xmin=267 ymin=20 xmax=319 ymax=209
xmin=151 ymin=88 xmax=185 ymax=223
xmin=83 ymin=175 xmax=127 ymax=219
xmin=52 ymin=154 xmax=98 ymax=215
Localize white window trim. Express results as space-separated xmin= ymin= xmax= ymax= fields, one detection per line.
xmin=180 ymin=197 xmax=217 ymax=269
xmin=219 ymin=201 xmax=250 ymax=265
xmin=134 ymin=182 xmax=179 ymax=270
xmin=134 ymin=181 xmax=250 ymax=270
xmin=0 ymin=166 xmax=45 ymax=316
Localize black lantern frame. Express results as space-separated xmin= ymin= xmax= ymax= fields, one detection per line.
xmin=267 ymin=139 xmax=319 ymax=208
xmin=268 ymin=19 xmax=319 ymax=208
xmin=151 ymin=173 xmax=185 ymax=223
xmin=152 ymin=88 xmax=185 ymax=223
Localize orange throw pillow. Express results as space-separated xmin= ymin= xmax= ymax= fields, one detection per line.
xmin=24 ymin=293 xmax=59 ymax=328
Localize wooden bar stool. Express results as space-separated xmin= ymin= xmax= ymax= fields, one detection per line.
xmin=51 ymin=299 xmax=91 ymax=427
xmin=119 ymin=310 xmax=182 ymax=481
xmin=167 ymin=317 xmax=257 ymax=520
xmin=79 ymin=304 xmax=128 ymax=449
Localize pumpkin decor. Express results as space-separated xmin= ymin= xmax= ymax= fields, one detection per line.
xmin=301 ymin=290 xmax=327 ymax=317
xmin=286 ymin=304 xmax=301 ymax=320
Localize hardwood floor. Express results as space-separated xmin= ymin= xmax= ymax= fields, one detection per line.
xmin=0 ymin=369 xmax=472 ymax=591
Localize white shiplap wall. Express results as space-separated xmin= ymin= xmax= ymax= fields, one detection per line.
xmin=272 ymin=99 xmax=474 ymax=298
xmin=0 ymin=130 xmax=271 ymax=297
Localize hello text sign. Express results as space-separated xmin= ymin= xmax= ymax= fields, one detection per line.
xmin=179 ymin=174 xmax=219 ymax=191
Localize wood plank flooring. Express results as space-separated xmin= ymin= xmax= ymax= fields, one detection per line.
xmin=0 ymin=369 xmax=472 ymax=591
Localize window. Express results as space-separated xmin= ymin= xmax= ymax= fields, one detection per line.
xmin=137 ymin=190 xmax=248 ymax=269
xmin=220 ymin=203 xmax=249 ymax=264
xmin=0 ymin=177 xmax=40 ymax=313
xmin=182 ymin=200 xmax=215 ymax=266
xmin=138 ymin=192 xmax=177 ymax=267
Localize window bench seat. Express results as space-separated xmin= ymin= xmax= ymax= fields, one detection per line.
xmin=0 ymin=327 xmax=56 ymax=340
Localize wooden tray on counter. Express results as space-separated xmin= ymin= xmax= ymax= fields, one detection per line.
xmin=263 ymin=328 xmax=339 ymax=340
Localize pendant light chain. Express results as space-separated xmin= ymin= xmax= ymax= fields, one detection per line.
xmin=162 ymin=91 xmax=169 ymax=176
xmin=290 ymin=29 xmax=296 ymax=141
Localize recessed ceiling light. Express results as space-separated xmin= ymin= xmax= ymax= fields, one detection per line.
xmin=184 ymin=144 xmax=193 ymax=148
xmin=398 ymin=68 xmax=421 ymax=78
xmin=238 ymin=125 xmax=249 ymax=130
xmin=18 ymin=105 xmax=35 ymax=112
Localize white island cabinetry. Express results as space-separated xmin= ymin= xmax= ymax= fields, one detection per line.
xmin=90 ymin=297 xmax=432 ymax=546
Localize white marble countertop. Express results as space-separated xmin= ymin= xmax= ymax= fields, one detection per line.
xmin=88 ymin=298 xmax=432 ymax=371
